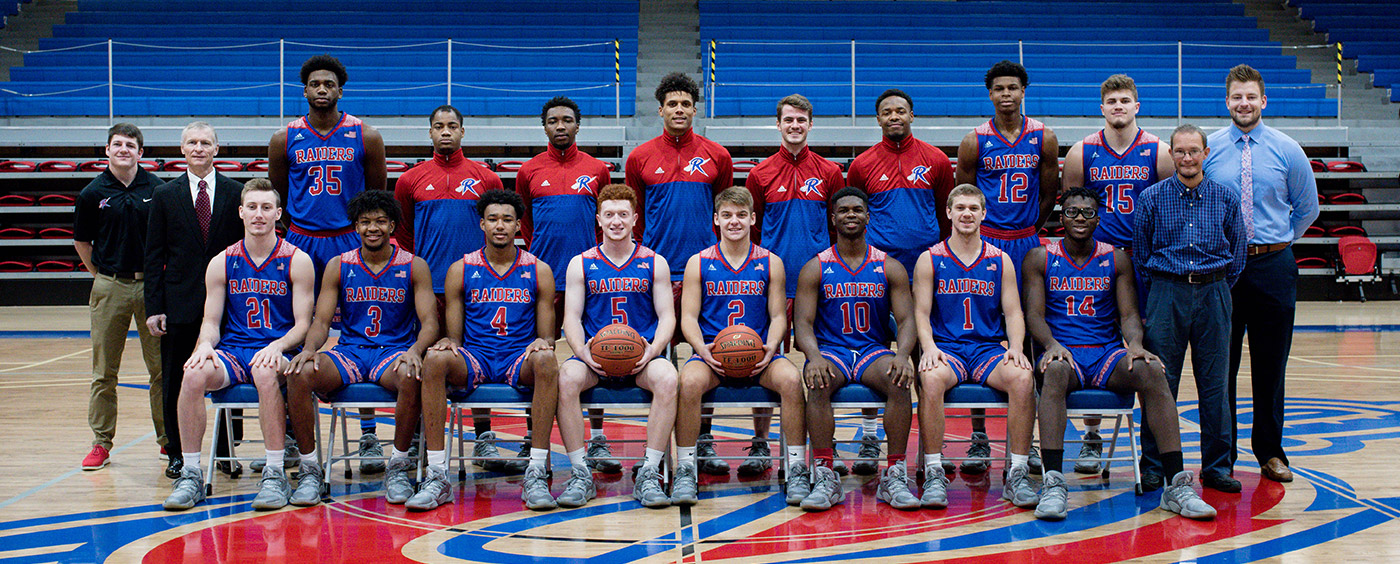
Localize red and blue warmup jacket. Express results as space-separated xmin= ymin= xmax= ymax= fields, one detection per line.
xmin=517 ymin=143 xmax=613 ymax=292
xmin=746 ymin=145 xmax=844 ymax=298
xmin=847 ymin=135 xmax=953 ymax=276
xmin=393 ymin=150 xmax=503 ymax=293
xmin=625 ymin=129 xmax=733 ymax=282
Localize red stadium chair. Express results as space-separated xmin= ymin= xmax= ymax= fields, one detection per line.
xmin=36 ymin=161 xmax=78 ymax=172
xmin=1318 ymin=193 xmax=1328 ymax=205
xmin=78 ymin=160 xmax=108 ymax=172
xmin=1310 ymin=159 xmax=1327 ymax=173
xmin=1338 ymin=235 xmax=1381 ymax=301
xmin=1327 ymin=225 xmax=1367 ymax=237
xmin=494 ymin=160 xmax=525 ymax=173
xmin=1303 ymin=225 xmax=1326 ymax=238
xmin=732 ymin=160 xmax=759 ymax=173
xmin=0 ymin=194 xmax=35 ymax=207
xmin=0 ymin=227 xmax=35 ymax=239
xmin=0 ymin=260 xmax=33 ymax=273
xmin=75 ymin=261 xmax=88 ymax=272
xmin=34 ymin=260 xmax=75 ymax=272
xmin=1295 ymin=256 xmax=1330 ymax=268
xmin=37 ymin=193 xmax=76 ymax=206
xmin=0 ymin=160 xmax=36 ymax=172
xmin=139 ymin=160 xmax=160 ymax=171
xmin=385 ymin=160 xmax=411 ymax=173
xmin=213 ymin=160 xmax=243 ymax=172
xmin=1050 ymin=225 xmax=1066 ymax=236
xmin=1327 ymin=161 xmax=1367 ymax=173
xmin=245 ymin=159 xmax=269 ymax=172
xmin=161 ymin=161 xmax=189 ymax=172
xmin=1329 ymin=192 xmax=1367 ymax=205
xmin=37 ymin=227 xmax=73 ymax=239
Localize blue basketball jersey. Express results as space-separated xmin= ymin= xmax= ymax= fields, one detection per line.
xmin=814 ymin=245 xmax=892 ymax=350
xmin=222 ymin=239 xmax=299 ymax=348
xmin=580 ymin=244 xmax=659 ymax=342
xmin=337 ymin=246 xmax=418 ymax=348
xmin=1044 ymin=240 xmax=1121 ymax=346
xmin=1081 ymin=129 xmax=1162 ymax=249
xmin=975 ymin=116 xmax=1045 ymax=232
xmin=461 ymin=248 xmax=539 ymax=353
xmin=285 ymin=112 xmax=368 ymax=232
xmin=697 ymin=243 xmax=772 ymax=342
xmin=928 ymin=240 xmax=1005 ymax=344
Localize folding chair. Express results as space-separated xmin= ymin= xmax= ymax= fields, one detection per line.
xmin=1064 ymin=388 xmax=1141 ymax=492
xmin=447 ymin=383 xmax=531 ymax=480
xmin=940 ymin=383 xmax=1011 ymax=469
xmin=700 ymin=385 xmax=784 ymax=478
xmin=206 ymin=384 xmax=263 ymax=496
xmin=830 ymin=383 xmax=889 ymax=469
xmin=325 ymin=383 xmax=419 ymax=480
xmin=1337 ymin=235 xmax=1381 ymax=302
xmin=581 ymin=385 xmax=657 ymax=475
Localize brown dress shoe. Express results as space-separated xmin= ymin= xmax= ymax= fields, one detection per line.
xmin=1262 ymin=458 xmax=1293 ymax=482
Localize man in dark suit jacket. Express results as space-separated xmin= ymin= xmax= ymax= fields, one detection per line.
xmin=145 ymin=122 xmax=245 ymax=478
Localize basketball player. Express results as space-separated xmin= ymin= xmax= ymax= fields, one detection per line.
xmin=556 ymin=184 xmax=678 ymax=508
xmin=517 ymin=96 xmax=618 ymax=474
xmin=672 ymin=187 xmax=808 ymax=506
xmin=626 ymin=73 xmax=737 ymax=475
xmin=268 ymin=54 xmax=389 ymax=472
xmin=913 ymin=184 xmax=1038 ymax=510
xmin=284 ymin=191 xmax=437 ymax=507
xmin=794 ymin=187 xmax=918 ymax=512
xmin=1023 ymin=188 xmax=1214 ymax=521
xmin=417 ymin=190 xmax=559 ymax=511
xmin=163 ymin=179 xmax=316 ymax=511
xmin=1059 ymin=74 xmax=1173 ymax=474
xmin=955 ymin=60 xmax=1059 ymax=474
xmin=394 ymin=104 xmax=516 ymax=474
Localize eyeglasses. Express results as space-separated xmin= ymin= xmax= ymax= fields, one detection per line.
xmin=1061 ymin=206 xmax=1098 ymax=219
xmin=1171 ymin=148 xmax=1204 ymax=158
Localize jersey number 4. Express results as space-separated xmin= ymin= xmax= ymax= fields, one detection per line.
xmin=308 ymin=165 xmax=343 ymax=196
xmin=491 ymin=306 xmax=509 ymax=336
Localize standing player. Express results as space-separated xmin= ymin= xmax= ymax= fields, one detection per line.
xmin=517 ymin=96 xmax=619 ymax=474
xmin=672 ymin=187 xmax=808 ymax=506
xmin=284 ymin=191 xmax=438 ymax=507
xmin=794 ymin=187 xmax=919 ymax=512
xmin=163 ymin=179 xmax=316 ymax=511
xmin=1059 ymin=74 xmax=1173 ymax=474
xmin=624 ymin=72 xmax=734 ymax=474
xmin=394 ymin=104 xmax=515 ymax=473
xmin=1023 ymin=187 xmax=1214 ymax=521
xmin=268 ymin=54 xmax=390 ymax=472
xmin=556 ymin=184 xmax=678 ymax=508
xmin=416 ymin=190 xmax=559 ymax=511
xmin=912 ymin=184 xmax=1038 ymax=510
xmin=955 ymin=60 xmax=1059 ymax=474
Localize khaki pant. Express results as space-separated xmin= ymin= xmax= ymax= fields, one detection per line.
xmin=88 ymin=273 xmax=164 ymax=450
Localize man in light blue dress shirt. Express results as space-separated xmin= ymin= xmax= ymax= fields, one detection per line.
xmin=1203 ymin=64 xmax=1319 ymax=484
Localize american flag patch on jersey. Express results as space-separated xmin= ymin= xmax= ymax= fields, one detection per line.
xmin=522 ymin=272 xmax=532 ymax=279
xmin=1141 ymin=149 xmax=1152 ymax=157
xmin=395 ymin=271 xmax=407 ymax=278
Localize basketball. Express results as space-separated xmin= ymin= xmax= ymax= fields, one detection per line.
xmin=710 ymin=324 xmax=765 ymax=378
xmin=588 ymin=322 xmax=648 ymax=378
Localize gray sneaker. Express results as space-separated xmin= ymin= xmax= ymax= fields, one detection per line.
xmin=670 ymin=462 xmax=699 ymax=506
xmin=784 ymin=463 xmax=812 ymax=506
xmin=163 ymin=466 xmax=205 ymax=511
xmin=737 ymin=438 xmax=773 ymax=476
xmin=501 ymin=436 xmax=530 ymax=475
xmin=961 ymin=432 xmax=992 ymax=474
xmin=832 ymin=459 xmax=850 ymax=476
xmin=696 ymin=433 xmax=730 ymax=475
xmin=384 ymin=457 xmax=415 ymax=504
xmin=1161 ymin=470 xmax=1217 ymax=520
xmin=586 ymin=435 xmax=623 ymax=474
xmin=1029 ymin=446 xmax=1043 ymax=476
xmin=359 ymin=432 xmax=385 ymax=475
xmin=1034 ymin=470 xmax=1069 ymax=520
xmin=1002 ymin=464 xmax=1040 ymax=508
xmin=799 ymin=465 xmax=844 ymax=511
xmin=1074 ymin=431 xmax=1104 ymax=474
xmin=290 ymin=460 xmax=326 ymax=506
xmin=633 ymin=465 xmax=670 ymax=508
xmin=474 ymin=431 xmax=507 ymax=472
xmin=920 ymin=465 xmax=950 ymax=509
xmin=556 ymin=466 xmax=596 ymax=508
xmin=407 ymin=467 xmax=453 ymax=511
xmin=853 ymin=435 xmax=881 ymax=476
xmin=251 ymin=466 xmax=291 ymax=510
xmin=876 ymin=463 xmax=919 ymax=510
xmin=519 ymin=465 xmax=556 ymax=511
xmin=251 ymin=435 xmax=300 ymax=472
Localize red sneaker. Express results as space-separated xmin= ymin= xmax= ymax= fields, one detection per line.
xmin=82 ymin=445 xmax=110 ymax=470
xmin=159 ymin=445 xmax=169 ymax=461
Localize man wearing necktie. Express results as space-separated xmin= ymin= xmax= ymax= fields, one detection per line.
xmin=146 ymin=122 xmax=246 ymax=478
xmin=1204 ymin=65 xmax=1319 ymax=484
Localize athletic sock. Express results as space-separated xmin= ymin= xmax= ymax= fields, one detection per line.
xmin=925 ymin=452 xmax=942 ymax=476
xmin=300 ymin=449 xmax=317 ymax=468
xmin=473 ymin=419 xmax=490 ymax=436
xmin=184 ymin=451 xmax=202 ymax=473
xmin=528 ymin=448 xmax=548 ymax=470
xmin=567 ymin=448 xmax=587 ymax=471
xmin=814 ymin=448 xmax=834 ymax=469
xmin=1162 ymin=451 xmax=1185 ymax=478
xmin=1084 ymin=423 xmax=1100 ymax=435
xmin=787 ymin=445 xmax=806 ymax=467
xmin=1042 ymin=449 xmax=1064 ymax=474
xmin=643 ymin=448 xmax=664 ymax=469
xmin=1010 ymin=453 xmax=1029 ymax=471
xmin=862 ymin=417 xmax=878 ymax=437
xmin=590 ymin=428 xmax=605 ymax=440
xmin=265 ymin=449 xmax=283 ymax=470
xmin=427 ymin=449 xmax=447 ymax=472
xmin=390 ymin=447 xmax=408 ymax=462
xmin=677 ymin=446 xmax=697 ymax=467
xmin=361 ymin=417 xmax=376 ymax=435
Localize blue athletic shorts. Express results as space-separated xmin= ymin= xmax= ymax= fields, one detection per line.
xmin=941 ymin=340 xmax=1008 ymax=384
xmin=323 ymin=344 xmax=407 ymax=384
xmin=286 ymin=229 xmax=360 ymax=288
xmin=458 ymin=346 xmax=530 ymax=392
xmin=214 ymin=345 xmax=291 ymax=387
xmin=981 ymin=233 xmax=1041 ymax=291
xmin=811 ymin=344 xmax=893 ymax=383
xmin=1040 ymin=344 xmax=1127 ymax=389
xmin=686 ymin=353 xmax=787 ymax=386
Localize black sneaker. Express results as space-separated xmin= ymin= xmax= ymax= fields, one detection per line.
xmin=1140 ymin=471 xmax=1165 ymax=493
xmin=1201 ymin=471 xmax=1242 ymax=493
xmin=737 ymin=438 xmax=772 ymax=476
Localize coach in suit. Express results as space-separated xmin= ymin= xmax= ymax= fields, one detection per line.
xmin=145 ymin=122 xmax=245 ymax=478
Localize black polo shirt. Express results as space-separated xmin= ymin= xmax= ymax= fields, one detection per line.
xmin=73 ymin=167 xmax=163 ymax=275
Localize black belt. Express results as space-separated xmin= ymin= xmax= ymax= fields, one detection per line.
xmin=1153 ymin=270 xmax=1225 ymax=284
xmin=99 ymin=270 xmax=143 ymax=280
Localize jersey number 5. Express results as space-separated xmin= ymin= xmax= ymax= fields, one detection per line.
xmin=610 ymin=297 xmax=628 ymax=325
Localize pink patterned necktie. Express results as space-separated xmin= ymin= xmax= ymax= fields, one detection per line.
xmin=196 ymin=179 xmax=211 ymax=245
xmin=1240 ymin=134 xmax=1254 ymax=240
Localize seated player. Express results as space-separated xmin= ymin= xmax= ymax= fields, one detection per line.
xmin=794 ymin=187 xmax=918 ymax=512
xmin=285 ymin=190 xmax=438 ymax=507
xmin=672 ymin=187 xmax=808 ymax=505
xmin=163 ymin=179 xmax=315 ymax=511
xmin=1023 ymin=188 xmax=1214 ymax=520
xmin=913 ymin=184 xmax=1038 ymax=510
xmin=416 ymin=190 xmax=559 ymax=511
xmin=556 ymin=184 xmax=678 ymax=508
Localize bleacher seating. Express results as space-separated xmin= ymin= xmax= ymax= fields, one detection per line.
xmin=0 ymin=1 xmax=638 ymax=116
xmin=701 ymin=0 xmax=1337 ymax=117
xmin=1290 ymin=0 xmax=1400 ymax=102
